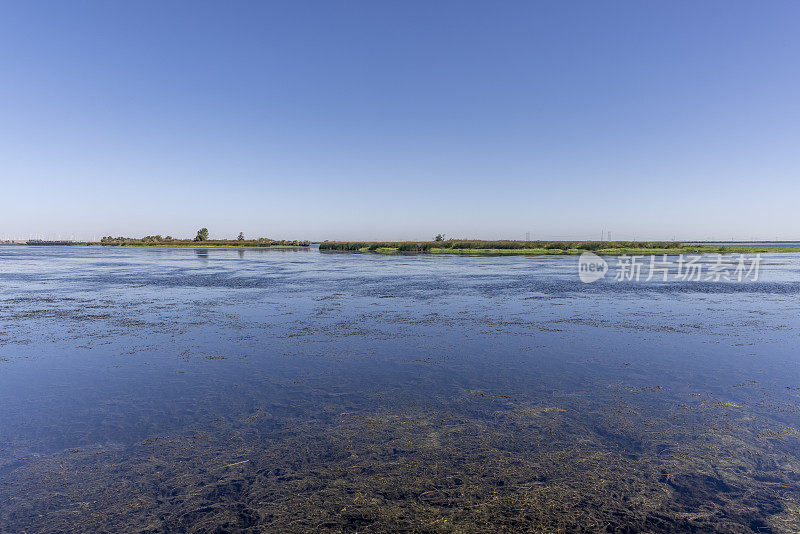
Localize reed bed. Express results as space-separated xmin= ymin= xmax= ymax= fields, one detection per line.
xmin=319 ymin=240 xmax=682 ymax=253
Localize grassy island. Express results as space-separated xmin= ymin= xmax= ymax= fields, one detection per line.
xmin=78 ymin=235 xmax=310 ymax=247
xmin=319 ymin=240 xmax=799 ymax=255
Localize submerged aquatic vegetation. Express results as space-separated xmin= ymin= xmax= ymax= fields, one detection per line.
xmin=4 ymin=393 xmax=800 ymax=532
xmin=2 ymin=247 xmax=800 ymax=532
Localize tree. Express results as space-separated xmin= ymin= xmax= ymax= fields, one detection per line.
xmin=434 ymin=234 xmax=444 ymax=242
xmin=194 ymin=228 xmax=209 ymax=242
xmin=237 ymin=232 xmax=245 ymax=241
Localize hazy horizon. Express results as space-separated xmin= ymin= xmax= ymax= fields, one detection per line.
xmin=2 ymin=1 xmax=799 ymax=241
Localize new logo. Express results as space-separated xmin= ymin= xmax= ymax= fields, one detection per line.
xmin=578 ymin=252 xmax=608 ymax=283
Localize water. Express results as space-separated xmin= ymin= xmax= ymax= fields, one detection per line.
xmin=2 ymin=246 xmax=800 ymax=532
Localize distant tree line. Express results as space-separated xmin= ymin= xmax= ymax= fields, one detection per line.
xmin=97 ymin=229 xmax=309 ymax=247
xmin=101 ymin=235 xmax=175 ymax=244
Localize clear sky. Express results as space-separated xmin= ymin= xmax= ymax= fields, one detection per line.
xmin=1 ymin=1 xmax=799 ymax=241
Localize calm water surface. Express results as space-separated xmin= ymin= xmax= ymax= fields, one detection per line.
xmin=2 ymin=246 xmax=800 ymax=532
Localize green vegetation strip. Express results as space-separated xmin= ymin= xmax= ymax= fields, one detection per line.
xmin=77 ymin=237 xmax=310 ymax=247
xmin=319 ymin=241 xmax=799 ymax=255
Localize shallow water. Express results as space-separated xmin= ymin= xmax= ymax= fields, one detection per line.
xmin=2 ymin=246 xmax=800 ymax=532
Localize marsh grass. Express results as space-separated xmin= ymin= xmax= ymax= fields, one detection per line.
xmin=320 ymin=241 xmax=799 ymax=255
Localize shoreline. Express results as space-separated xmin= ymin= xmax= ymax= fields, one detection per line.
xmin=2 ymin=243 xmax=311 ymax=249
xmin=6 ymin=241 xmax=800 ymax=255
xmin=319 ymin=241 xmax=800 ymax=255
xmin=72 ymin=239 xmax=311 ymax=248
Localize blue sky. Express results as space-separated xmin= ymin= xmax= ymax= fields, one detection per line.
xmin=1 ymin=1 xmax=799 ymax=241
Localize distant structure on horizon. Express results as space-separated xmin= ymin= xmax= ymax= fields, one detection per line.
xmin=26 ymin=240 xmax=73 ymax=246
